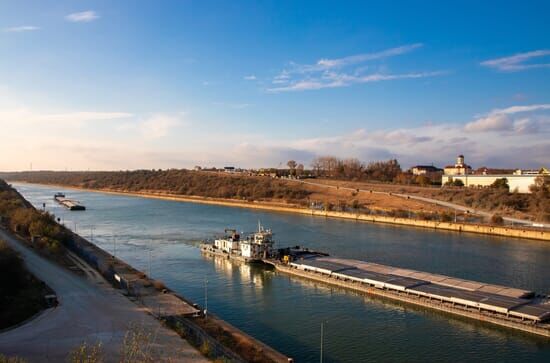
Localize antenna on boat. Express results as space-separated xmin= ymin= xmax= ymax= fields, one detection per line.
xmin=258 ymin=220 xmax=261 ymax=232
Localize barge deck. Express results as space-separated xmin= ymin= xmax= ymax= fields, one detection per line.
xmin=266 ymin=257 xmax=550 ymax=338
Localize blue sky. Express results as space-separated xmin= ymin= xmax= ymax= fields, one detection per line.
xmin=1 ymin=0 xmax=549 ymax=170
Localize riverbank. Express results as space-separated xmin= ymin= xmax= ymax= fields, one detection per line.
xmin=12 ymin=182 xmax=550 ymax=241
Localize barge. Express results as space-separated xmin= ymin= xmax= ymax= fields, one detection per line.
xmin=268 ymin=252 xmax=550 ymax=338
xmin=54 ymin=193 xmax=86 ymax=211
xmin=201 ymin=227 xmax=550 ymax=337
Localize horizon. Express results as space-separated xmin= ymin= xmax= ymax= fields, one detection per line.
xmin=1 ymin=1 xmax=549 ymax=171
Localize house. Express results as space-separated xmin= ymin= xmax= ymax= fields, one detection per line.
xmin=224 ymin=166 xmax=236 ymax=173
xmin=411 ymin=165 xmax=443 ymax=176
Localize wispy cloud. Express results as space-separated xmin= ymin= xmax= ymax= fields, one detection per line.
xmin=139 ymin=113 xmax=184 ymax=138
xmin=65 ymin=10 xmax=100 ymax=23
xmin=3 ymin=26 xmax=40 ymax=33
xmin=0 ymin=109 xmax=132 ymax=125
xmin=464 ymin=104 xmax=550 ymax=133
xmin=269 ymin=71 xmax=443 ymax=92
xmin=244 ymin=75 xmax=257 ymax=81
xmin=307 ymin=43 xmax=423 ymax=72
xmin=267 ymin=43 xmax=443 ymax=92
xmin=212 ymin=102 xmax=251 ymax=109
xmin=481 ymin=50 xmax=550 ymax=72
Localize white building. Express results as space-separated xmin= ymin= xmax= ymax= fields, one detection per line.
xmin=442 ymin=155 xmax=548 ymax=193
xmin=443 ymin=155 xmax=472 ymax=176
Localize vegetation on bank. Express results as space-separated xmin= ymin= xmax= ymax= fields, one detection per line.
xmin=1 ymin=170 xmax=311 ymax=204
xmin=434 ymin=175 xmax=550 ymax=222
xmin=0 ymin=240 xmax=50 ymax=330
xmin=0 ymin=179 xmax=69 ymax=255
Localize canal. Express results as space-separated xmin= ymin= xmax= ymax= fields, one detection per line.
xmin=12 ymin=183 xmax=550 ymax=362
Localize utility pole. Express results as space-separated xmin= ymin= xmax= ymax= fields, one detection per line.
xmin=148 ymin=249 xmax=152 ymax=277
xmin=204 ymin=278 xmax=208 ymax=318
xmin=320 ymin=321 xmax=326 ymax=363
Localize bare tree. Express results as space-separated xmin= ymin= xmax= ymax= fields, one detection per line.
xmin=287 ymin=160 xmax=297 ymax=176
xmin=296 ymin=164 xmax=304 ymax=177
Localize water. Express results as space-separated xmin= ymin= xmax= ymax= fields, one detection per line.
xmin=12 ymin=183 xmax=550 ymax=362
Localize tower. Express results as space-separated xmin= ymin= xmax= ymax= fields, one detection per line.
xmin=456 ymin=155 xmax=465 ymax=167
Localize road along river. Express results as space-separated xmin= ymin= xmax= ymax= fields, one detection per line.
xmin=11 ymin=182 xmax=550 ymax=362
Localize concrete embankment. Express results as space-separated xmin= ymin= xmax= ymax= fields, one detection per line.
xmin=16 ymin=182 xmax=549 ymax=242
xmin=63 ymin=226 xmax=291 ymax=363
xmin=273 ymin=263 xmax=550 ymax=338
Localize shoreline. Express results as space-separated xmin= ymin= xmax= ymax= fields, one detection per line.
xmin=10 ymin=181 xmax=550 ymax=241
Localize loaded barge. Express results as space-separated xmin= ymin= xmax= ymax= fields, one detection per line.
xmin=201 ymin=226 xmax=550 ymax=338
xmin=54 ymin=192 xmax=86 ymax=211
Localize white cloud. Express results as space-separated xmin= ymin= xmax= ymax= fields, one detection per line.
xmin=244 ymin=75 xmax=257 ymax=81
xmin=212 ymin=102 xmax=251 ymax=109
xmin=139 ymin=113 xmax=183 ymax=138
xmin=481 ymin=50 xmax=550 ymax=72
xmin=267 ymin=44 xmax=443 ymax=92
xmin=465 ymin=103 xmax=550 ymax=133
xmin=0 ymin=108 xmax=132 ymax=125
xmin=268 ymin=71 xmax=443 ymax=92
xmin=314 ymin=43 xmax=423 ymax=71
xmin=65 ymin=11 xmax=100 ymax=23
xmin=465 ymin=113 xmax=513 ymax=132
xmin=286 ymin=43 xmax=423 ymax=75
xmin=2 ymin=26 xmax=40 ymax=33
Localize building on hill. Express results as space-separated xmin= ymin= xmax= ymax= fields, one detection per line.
xmin=442 ymin=155 xmax=548 ymax=193
xmin=443 ymin=155 xmax=472 ymax=176
xmin=411 ymin=165 xmax=443 ymax=176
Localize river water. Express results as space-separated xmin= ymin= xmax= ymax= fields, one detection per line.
xmin=12 ymin=183 xmax=550 ymax=362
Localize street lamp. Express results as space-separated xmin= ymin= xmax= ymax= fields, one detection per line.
xmin=204 ymin=278 xmax=208 ymax=318
xmin=320 ymin=320 xmax=328 ymax=363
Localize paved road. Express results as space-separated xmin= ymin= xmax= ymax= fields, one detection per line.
xmin=0 ymin=228 xmax=208 ymax=363
xmin=295 ymin=179 xmax=550 ymax=228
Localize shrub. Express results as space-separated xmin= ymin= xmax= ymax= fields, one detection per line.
xmin=440 ymin=212 xmax=454 ymax=222
xmin=153 ymin=280 xmax=166 ymax=291
xmin=490 ymin=178 xmax=509 ymax=191
xmin=491 ymin=214 xmax=504 ymax=225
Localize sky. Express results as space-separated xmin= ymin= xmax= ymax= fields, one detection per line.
xmin=0 ymin=0 xmax=549 ymax=171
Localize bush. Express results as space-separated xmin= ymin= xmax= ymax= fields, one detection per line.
xmin=490 ymin=178 xmax=509 ymax=191
xmin=153 ymin=280 xmax=166 ymax=291
xmin=491 ymin=214 xmax=504 ymax=225
xmin=440 ymin=212 xmax=454 ymax=222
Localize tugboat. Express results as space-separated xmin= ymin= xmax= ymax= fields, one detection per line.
xmin=200 ymin=222 xmax=274 ymax=262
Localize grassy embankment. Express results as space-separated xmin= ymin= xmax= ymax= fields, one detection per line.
xmin=0 ymin=240 xmax=51 ymax=330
